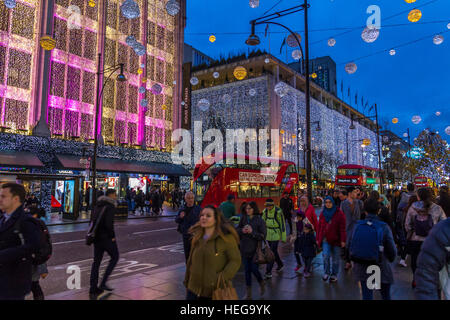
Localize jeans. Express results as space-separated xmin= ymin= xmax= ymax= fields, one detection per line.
xmin=182 ymin=236 xmax=192 ymax=262
xmin=360 ymin=281 xmax=391 ymax=300
xmin=322 ymin=241 xmax=340 ymax=276
xmin=284 ymin=212 xmax=292 ymax=235
xmin=186 ymin=289 xmax=211 ymax=300
xmin=242 ymin=256 xmax=263 ymax=286
xmin=302 ymin=256 xmax=313 ymax=273
xmin=90 ymin=238 xmax=119 ymax=292
xmin=294 ymin=253 xmax=303 ymax=266
xmin=266 ymin=240 xmax=283 ymax=274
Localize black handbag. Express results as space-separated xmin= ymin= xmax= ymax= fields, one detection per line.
xmin=85 ymin=207 xmax=106 ymax=246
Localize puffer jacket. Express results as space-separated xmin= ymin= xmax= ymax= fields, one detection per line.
xmin=184 ymin=232 xmax=241 ymax=298
xmin=405 ymin=201 xmax=446 ymax=242
xmin=415 ymin=218 xmax=450 ymax=300
xmin=262 ymin=206 xmax=286 ymax=242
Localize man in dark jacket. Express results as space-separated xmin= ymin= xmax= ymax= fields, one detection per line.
xmin=279 ymin=192 xmax=294 ymax=236
xmin=175 ymin=191 xmax=201 ymax=262
xmin=89 ymin=189 xmax=119 ymax=300
xmin=415 ymin=218 xmax=450 ymax=300
xmin=0 ymin=183 xmax=40 ymax=300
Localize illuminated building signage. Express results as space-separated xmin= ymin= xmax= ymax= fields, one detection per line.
xmin=239 ymin=172 xmax=277 ymax=183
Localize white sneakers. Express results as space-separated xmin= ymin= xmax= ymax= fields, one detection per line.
xmin=399 ymin=259 xmax=408 ymax=267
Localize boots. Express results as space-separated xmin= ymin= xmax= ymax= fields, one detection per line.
xmin=259 ymin=280 xmax=265 ymax=296
xmin=245 ymin=286 xmax=252 ymax=300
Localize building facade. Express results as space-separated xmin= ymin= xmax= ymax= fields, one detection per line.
xmin=183 ymin=43 xmax=214 ymax=67
xmin=190 ymin=54 xmax=379 ymax=183
xmin=0 ymin=0 xmax=189 ymax=220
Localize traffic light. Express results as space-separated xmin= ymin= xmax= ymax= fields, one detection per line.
xmin=313 ymin=175 xmax=318 ymax=185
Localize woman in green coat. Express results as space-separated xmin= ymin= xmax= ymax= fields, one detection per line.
xmin=184 ymin=205 xmax=241 ymax=300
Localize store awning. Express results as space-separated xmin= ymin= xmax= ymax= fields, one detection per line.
xmin=56 ymin=154 xmax=190 ymax=176
xmin=0 ymin=150 xmax=44 ymax=167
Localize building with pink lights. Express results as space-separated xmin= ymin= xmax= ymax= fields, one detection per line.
xmin=0 ymin=0 xmax=190 ymax=221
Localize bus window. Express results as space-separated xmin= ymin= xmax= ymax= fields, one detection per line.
xmin=269 ymin=186 xmax=279 ymax=198
xmin=238 ymin=185 xmax=252 ymax=198
xmin=261 ymin=186 xmax=270 ymax=198
xmin=252 ymin=185 xmax=261 ymax=198
xmin=338 ymin=168 xmax=361 ymax=176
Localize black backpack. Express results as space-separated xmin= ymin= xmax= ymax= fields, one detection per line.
xmin=414 ymin=213 xmax=434 ymax=237
xmin=13 ymin=216 xmax=52 ymax=265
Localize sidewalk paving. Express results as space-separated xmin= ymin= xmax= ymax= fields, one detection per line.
xmin=45 ymin=241 xmax=416 ymax=300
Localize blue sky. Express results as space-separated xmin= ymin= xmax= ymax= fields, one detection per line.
xmin=184 ymin=0 xmax=450 ymax=143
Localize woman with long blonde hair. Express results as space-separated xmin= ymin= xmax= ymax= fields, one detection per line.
xmin=184 ymin=205 xmax=241 ymax=300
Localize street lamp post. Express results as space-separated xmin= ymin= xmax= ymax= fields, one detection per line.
xmin=245 ymin=0 xmax=313 ymax=200
xmin=91 ymin=53 xmax=126 ymax=208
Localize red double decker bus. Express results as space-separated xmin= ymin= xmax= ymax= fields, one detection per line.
xmin=335 ymin=164 xmax=381 ymax=190
xmin=193 ymin=153 xmax=299 ymax=210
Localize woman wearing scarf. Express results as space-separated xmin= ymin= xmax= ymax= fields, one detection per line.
xmin=298 ymin=195 xmax=318 ymax=233
xmin=317 ymin=196 xmax=346 ymax=283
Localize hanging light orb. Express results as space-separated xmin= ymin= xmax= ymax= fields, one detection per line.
xmin=40 ymin=36 xmax=56 ymax=50
xmin=173 ymin=80 xmax=177 ymax=85
xmin=190 ymin=77 xmax=199 ymax=85
xmin=345 ymin=62 xmax=357 ymax=74
xmin=311 ymin=73 xmax=317 ymax=79
xmin=327 ymin=38 xmax=336 ymax=47
xmin=447 ymin=22 xmax=450 ymax=29
xmin=411 ymin=115 xmax=422 ymax=124
xmin=222 ymin=94 xmax=232 ymax=104
xmin=287 ymin=33 xmax=302 ymax=47
xmin=88 ymin=0 xmax=96 ymax=7
xmin=165 ymin=0 xmax=180 ymax=16
xmin=435 ymin=111 xmax=441 ymax=116
xmin=140 ymin=99 xmax=148 ymax=107
xmin=197 ymin=98 xmax=210 ymax=112
xmin=213 ymin=71 xmax=220 ymax=79
xmin=433 ymin=35 xmax=444 ymax=45
xmin=264 ymin=58 xmax=270 ymax=64
xmin=389 ymin=49 xmax=396 ymax=56
xmin=151 ymin=83 xmax=163 ymax=95
xmin=339 ymin=150 xmax=343 ymax=154
xmin=292 ymin=49 xmax=302 ymax=60
xmin=392 ymin=118 xmax=399 ymax=124
xmin=362 ymin=138 xmax=371 ymax=146
xmin=140 ymin=63 xmax=145 ymax=68
xmin=249 ymin=88 xmax=256 ymax=96
xmin=138 ymin=86 xmax=146 ymax=94
xmin=274 ymin=81 xmax=289 ymax=98
xmin=162 ymin=105 xmax=167 ymax=110
xmin=133 ymin=42 xmax=146 ymax=56
xmin=142 ymin=77 xmax=147 ymax=83
xmin=120 ymin=0 xmax=140 ymax=19
xmin=280 ymin=129 xmax=285 ymax=134
xmin=4 ymin=0 xmax=16 ymax=9
xmin=249 ymin=0 xmax=259 ymax=8
xmin=292 ymin=134 xmax=296 ymax=139
xmin=403 ymin=132 xmax=408 ymax=137
xmin=126 ymin=35 xmax=137 ymax=47
xmin=404 ymin=0 xmax=416 ymax=3
xmin=408 ymin=9 xmax=422 ymax=23
xmin=209 ymin=35 xmax=216 ymax=43
xmin=233 ymin=66 xmax=247 ymax=80
xmin=445 ymin=126 xmax=450 ymax=136
xmin=181 ymin=101 xmax=185 ymax=106
xmin=361 ymin=26 xmax=380 ymax=43
xmin=137 ymin=68 xmax=143 ymax=74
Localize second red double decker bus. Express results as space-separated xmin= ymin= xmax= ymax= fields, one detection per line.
xmin=193 ymin=153 xmax=299 ymax=210
xmin=335 ymin=164 xmax=381 ymax=191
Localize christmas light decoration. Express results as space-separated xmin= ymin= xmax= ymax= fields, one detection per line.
xmin=361 ymin=26 xmax=380 ymax=43
xmin=435 ymin=111 xmax=441 ymax=116
xmin=328 ymin=38 xmax=336 ymax=47
xmin=287 ymin=33 xmax=302 ymax=47
xmin=140 ymin=99 xmax=148 ymax=107
xmin=404 ymin=0 xmax=416 ymax=3
xmin=445 ymin=126 xmax=450 ymax=136
xmin=265 ymin=58 xmax=270 ymax=64
xmin=213 ymin=72 xmax=220 ymax=79
xmin=408 ymin=9 xmax=422 ymax=22
xmin=4 ymin=0 xmax=16 ymax=9
xmin=40 ymin=36 xmax=56 ymax=50
xmin=190 ymin=77 xmax=199 ymax=85
xmin=249 ymin=0 xmax=259 ymax=8
xmin=139 ymin=87 xmax=146 ymax=93
xmin=311 ymin=73 xmax=317 ymax=79
xmin=412 ymin=115 xmax=422 ymax=124
xmin=120 ymin=0 xmax=140 ymax=19
xmin=345 ymin=63 xmax=357 ymax=74
xmin=88 ymin=0 xmax=96 ymax=7
xmin=222 ymin=94 xmax=232 ymax=104
xmin=151 ymin=83 xmax=163 ymax=95
xmin=249 ymin=89 xmax=256 ymax=96
xmin=209 ymin=35 xmax=216 ymax=43
xmin=403 ymin=133 xmax=408 ymax=137
xmin=274 ymin=82 xmax=289 ymax=98
xmin=392 ymin=118 xmax=398 ymax=124
xmin=433 ymin=35 xmax=444 ymax=45
xmin=389 ymin=49 xmax=396 ymax=56
xmin=292 ymin=50 xmax=302 ymax=60
xmin=233 ymin=66 xmax=247 ymax=80
xmin=165 ymin=0 xmax=180 ymax=16
xmin=198 ymin=98 xmax=210 ymax=112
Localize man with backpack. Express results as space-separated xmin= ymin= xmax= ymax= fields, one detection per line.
xmin=404 ymin=187 xmax=446 ymax=288
xmin=348 ymin=198 xmax=397 ymax=300
xmin=262 ymin=199 xmax=286 ymax=279
xmin=415 ymin=218 xmax=450 ymax=300
xmin=0 ymin=183 xmax=41 ymax=300
xmin=89 ymin=189 xmax=119 ymax=300
xmin=341 ymin=186 xmax=364 ymax=270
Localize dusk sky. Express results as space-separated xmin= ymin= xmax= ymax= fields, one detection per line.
xmin=184 ymin=0 xmax=450 ymax=144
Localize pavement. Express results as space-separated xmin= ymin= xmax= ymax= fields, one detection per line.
xmin=43 ymin=239 xmax=416 ymax=300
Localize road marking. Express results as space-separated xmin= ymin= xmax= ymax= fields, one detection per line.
xmin=53 ymin=239 xmax=85 ymax=245
xmin=132 ymin=227 xmax=177 ymax=235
